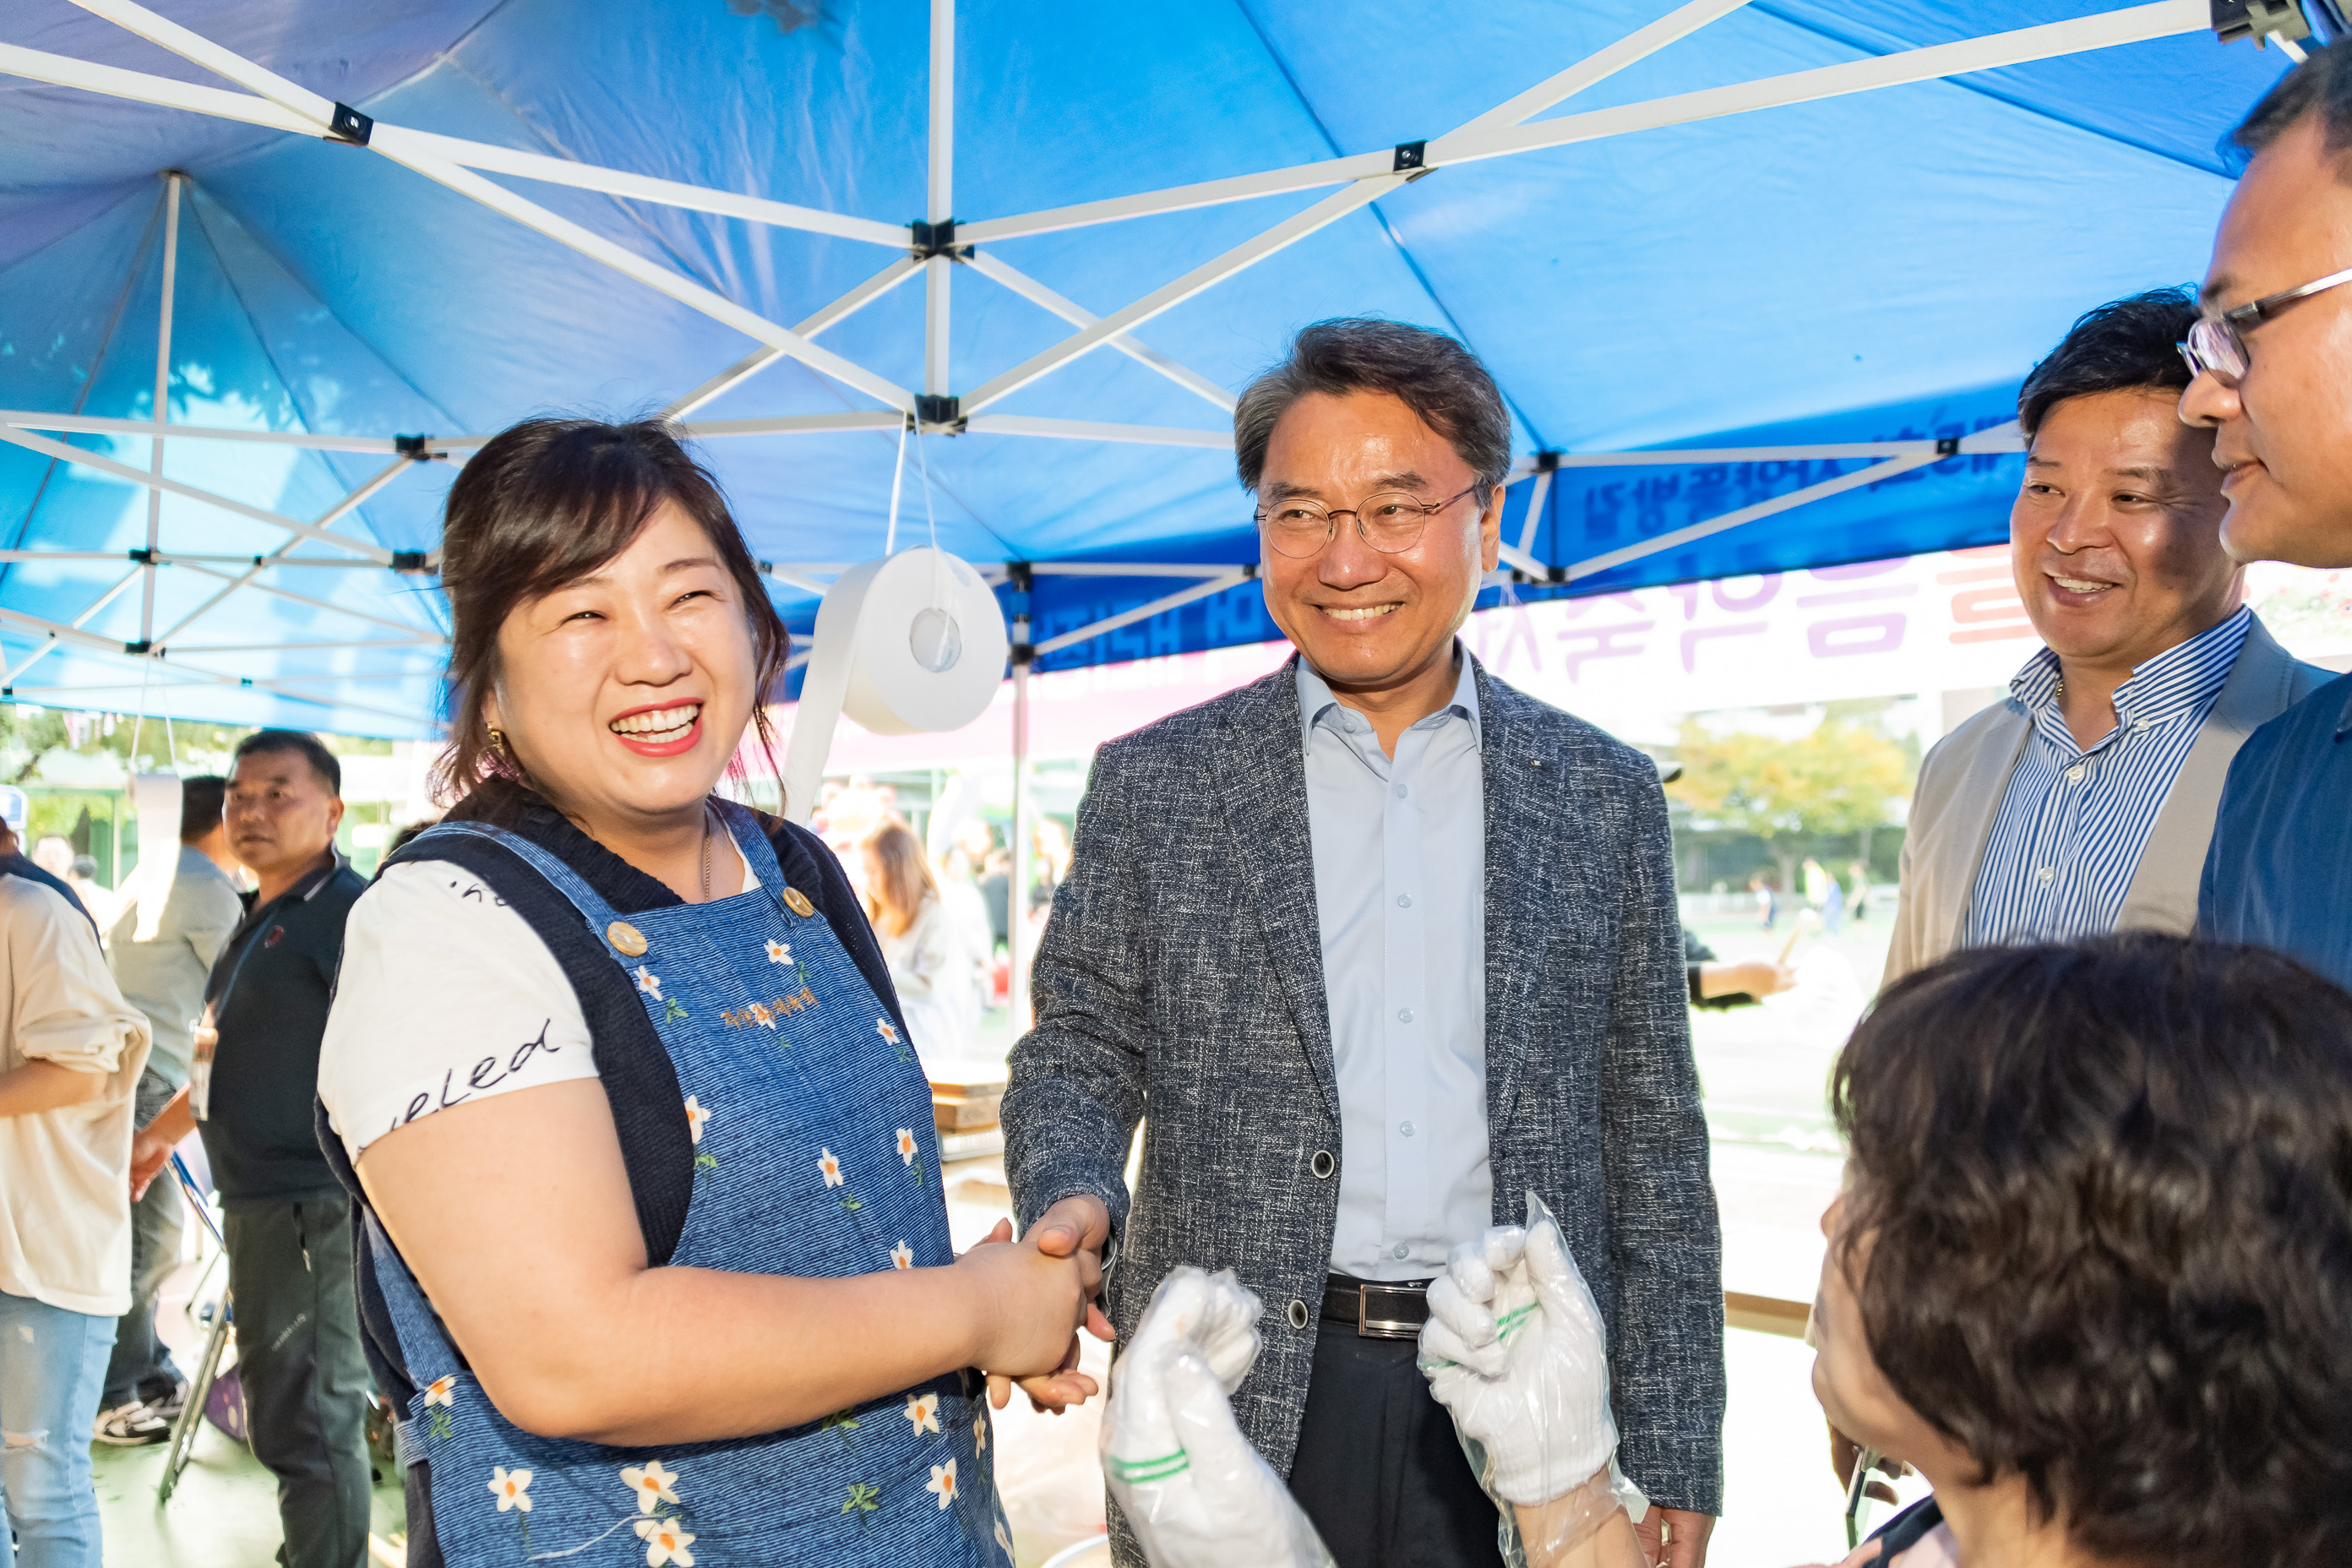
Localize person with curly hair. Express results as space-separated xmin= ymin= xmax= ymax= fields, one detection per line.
xmin=1813 ymin=934 xmax=2352 ymax=1567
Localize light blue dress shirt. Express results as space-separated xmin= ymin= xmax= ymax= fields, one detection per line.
xmin=106 ymin=844 xmax=243 ymax=1088
xmin=1297 ymin=651 xmax=1489 ymax=1282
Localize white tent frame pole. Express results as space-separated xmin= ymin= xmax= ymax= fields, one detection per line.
xmin=63 ymin=0 xmax=916 ymax=416
xmin=959 ymin=415 xmax=1229 ymax=447
xmin=957 ymin=0 xmax=2201 ymax=242
xmin=962 ymin=175 xmax=1407 ymax=414
xmin=0 ymin=44 xmax=907 ymax=249
xmin=171 ymin=560 xmax=445 ymax=642
xmin=0 ymin=605 xmax=428 ymax=726
xmin=3 ymin=411 xmax=444 ymax=455
xmin=960 ymin=251 xmax=1236 ymax=411
xmin=0 ymin=565 xmax=143 ymax=685
xmin=149 ymin=458 xmax=413 ymax=650
xmin=925 ymin=0 xmax=954 ymax=399
xmin=1452 ymin=0 xmax=1753 ymax=135
xmin=679 ymin=411 xmax=914 ymax=438
xmin=1560 ymin=449 xmax=1939 ymax=582
xmin=1026 ymin=563 xmax=1244 ymax=579
xmin=0 ymin=427 xmax=393 ymax=562
xmin=663 ymin=256 xmax=923 ymax=420
xmin=955 ymin=0 xmax=1769 ymax=407
xmin=141 ymin=172 xmax=182 ymax=645
xmin=165 ymin=638 xmax=442 ymax=654
xmin=1007 ymin=595 xmax=1034 ymax=1034
xmin=1516 ymin=468 xmax=1554 ymax=556
xmin=1030 ymin=569 xmax=1253 ymax=656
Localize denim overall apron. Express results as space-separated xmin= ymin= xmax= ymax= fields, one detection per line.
xmin=372 ymin=802 xmax=1010 ymax=1565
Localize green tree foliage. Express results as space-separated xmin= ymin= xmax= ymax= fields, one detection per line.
xmin=1668 ymin=716 xmax=1912 ymax=887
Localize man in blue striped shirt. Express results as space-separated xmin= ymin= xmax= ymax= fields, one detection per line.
xmin=1884 ymin=290 xmax=2328 ymax=986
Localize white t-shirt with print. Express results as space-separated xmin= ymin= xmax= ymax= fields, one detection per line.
xmin=318 ymin=832 xmax=756 ymax=1164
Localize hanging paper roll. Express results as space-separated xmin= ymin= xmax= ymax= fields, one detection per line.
xmin=124 ymin=772 xmax=183 ymax=943
xmin=781 ymin=548 xmax=1009 ymax=825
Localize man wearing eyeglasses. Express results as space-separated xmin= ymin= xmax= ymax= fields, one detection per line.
xmin=1004 ymin=318 xmax=1723 ymax=1567
xmin=2180 ymin=45 xmax=2352 ymax=991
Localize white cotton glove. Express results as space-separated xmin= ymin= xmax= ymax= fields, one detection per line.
xmin=1418 ymin=1193 xmax=1622 ymax=1509
xmin=1102 ymin=1267 xmax=1334 ymax=1568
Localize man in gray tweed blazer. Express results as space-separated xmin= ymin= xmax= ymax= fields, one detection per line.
xmin=1004 ymin=319 xmax=1725 ymax=1567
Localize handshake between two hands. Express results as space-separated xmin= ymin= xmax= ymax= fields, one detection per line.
xmin=1101 ymin=1193 xmax=1647 ymax=1568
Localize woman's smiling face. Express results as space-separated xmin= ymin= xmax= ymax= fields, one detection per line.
xmin=484 ymin=500 xmax=758 ymax=834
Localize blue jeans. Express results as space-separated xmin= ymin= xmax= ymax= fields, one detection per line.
xmin=0 ymin=1289 xmax=112 ymax=1568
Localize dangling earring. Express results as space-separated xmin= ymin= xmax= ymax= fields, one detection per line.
xmin=487 ymin=727 xmax=509 ymax=760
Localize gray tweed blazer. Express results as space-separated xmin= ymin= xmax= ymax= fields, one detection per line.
xmin=1004 ymin=652 xmax=1726 ymax=1530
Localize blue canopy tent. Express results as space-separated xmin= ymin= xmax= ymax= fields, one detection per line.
xmin=0 ymin=0 xmax=2304 ymax=738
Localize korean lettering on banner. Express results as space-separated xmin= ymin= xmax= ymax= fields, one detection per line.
xmin=1938 ymin=544 xmax=2035 ymax=645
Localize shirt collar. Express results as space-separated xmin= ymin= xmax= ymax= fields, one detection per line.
xmin=2007 ymin=606 xmax=2253 ymax=728
xmin=242 ymin=846 xmax=345 ymax=928
xmin=1296 ymin=646 xmax=1482 ymax=753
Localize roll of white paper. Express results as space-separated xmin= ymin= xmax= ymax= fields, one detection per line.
xmin=781 ymin=548 xmax=1008 ymax=825
xmin=126 ymin=772 xmax=183 ymax=943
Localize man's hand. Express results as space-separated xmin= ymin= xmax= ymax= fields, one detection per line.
xmin=977 ymin=1201 xmax=1117 ymax=1413
xmin=1696 ymin=959 xmax=1795 ymax=1001
xmin=127 ymin=1086 xmax=197 ymax=1201
xmin=1828 ymin=1422 xmax=1907 ymax=1505
xmin=1632 ymin=1506 xmax=1715 ymax=1568
xmin=128 ymin=1130 xmax=174 ymax=1203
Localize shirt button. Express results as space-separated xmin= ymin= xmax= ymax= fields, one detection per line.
xmin=1400 ymin=1121 xmax=1416 ymax=1137
xmin=1397 ymin=894 xmax=1412 ymax=908
xmin=2037 ymin=867 xmax=2055 ymax=884
xmin=1392 ymin=1243 xmax=1411 ymax=1260
xmin=1398 ymin=1008 xmax=1413 ymax=1023
xmin=1395 ymin=783 xmax=1408 ymax=798
xmin=2066 ymin=765 xmax=2085 ymax=783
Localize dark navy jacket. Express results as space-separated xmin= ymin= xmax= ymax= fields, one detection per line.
xmin=2199 ymin=669 xmax=2352 ymax=991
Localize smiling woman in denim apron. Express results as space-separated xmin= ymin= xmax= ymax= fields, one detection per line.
xmin=315 ymin=419 xmax=1104 ymax=1567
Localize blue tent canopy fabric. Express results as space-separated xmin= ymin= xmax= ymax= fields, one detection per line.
xmin=0 ymin=0 xmax=2291 ymax=735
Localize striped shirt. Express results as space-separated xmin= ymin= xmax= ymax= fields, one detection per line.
xmin=1965 ymin=606 xmax=2251 ymax=947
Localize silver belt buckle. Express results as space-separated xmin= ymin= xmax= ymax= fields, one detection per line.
xmin=1357 ymin=1282 xmax=1424 ymax=1339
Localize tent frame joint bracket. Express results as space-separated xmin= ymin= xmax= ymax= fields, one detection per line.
xmin=326 ymin=102 xmax=373 ymax=145
xmin=1935 ymin=436 xmax=1961 ymax=457
xmin=915 ymin=394 xmax=963 ymax=430
xmin=909 ymin=218 xmax=972 ymax=260
xmin=389 ymin=550 xmax=432 ymax=574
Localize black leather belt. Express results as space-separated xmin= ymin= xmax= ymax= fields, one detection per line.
xmin=1321 ymin=1275 xmax=1433 ymax=1339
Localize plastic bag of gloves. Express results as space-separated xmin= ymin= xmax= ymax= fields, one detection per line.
xmin=1100 ymin=1266 xmax=1334 ymax=1568
xmin=1418 ymin=1192 xmax=1651 ymax=1567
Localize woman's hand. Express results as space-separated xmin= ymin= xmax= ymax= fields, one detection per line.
xmin=962 ymin=1217 xmax=1110 ymax=1410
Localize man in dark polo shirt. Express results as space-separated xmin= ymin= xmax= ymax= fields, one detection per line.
xmin=128 ymin=730 xmax=369 ymax=1568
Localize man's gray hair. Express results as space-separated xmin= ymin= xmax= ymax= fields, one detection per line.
xmin=1233 ymin=318 xmax=1513 ymax=498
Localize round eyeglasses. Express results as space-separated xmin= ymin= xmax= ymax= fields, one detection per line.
xmin=2179 ymin=263 xmax=2352 ymax=386
xmin=1255 ymin=484 xmax=1482 ymax=559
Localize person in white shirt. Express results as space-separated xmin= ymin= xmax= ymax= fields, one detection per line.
xmin=862 ymin=819 xmax=981 ymax=1070
xmin=0 ymin=784 xmax=152 ymax=1568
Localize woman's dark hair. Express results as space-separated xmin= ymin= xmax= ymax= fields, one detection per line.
xmin=433 ymin=418 xmax=788 ymax=819
xmin=1834 ymin=934 xmax=2352 ymax=1568
xmin=1233 ymin=318 xmax=1512 ymax=501
xmin=2016 ymin=286 xmax=2200 ymax=438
